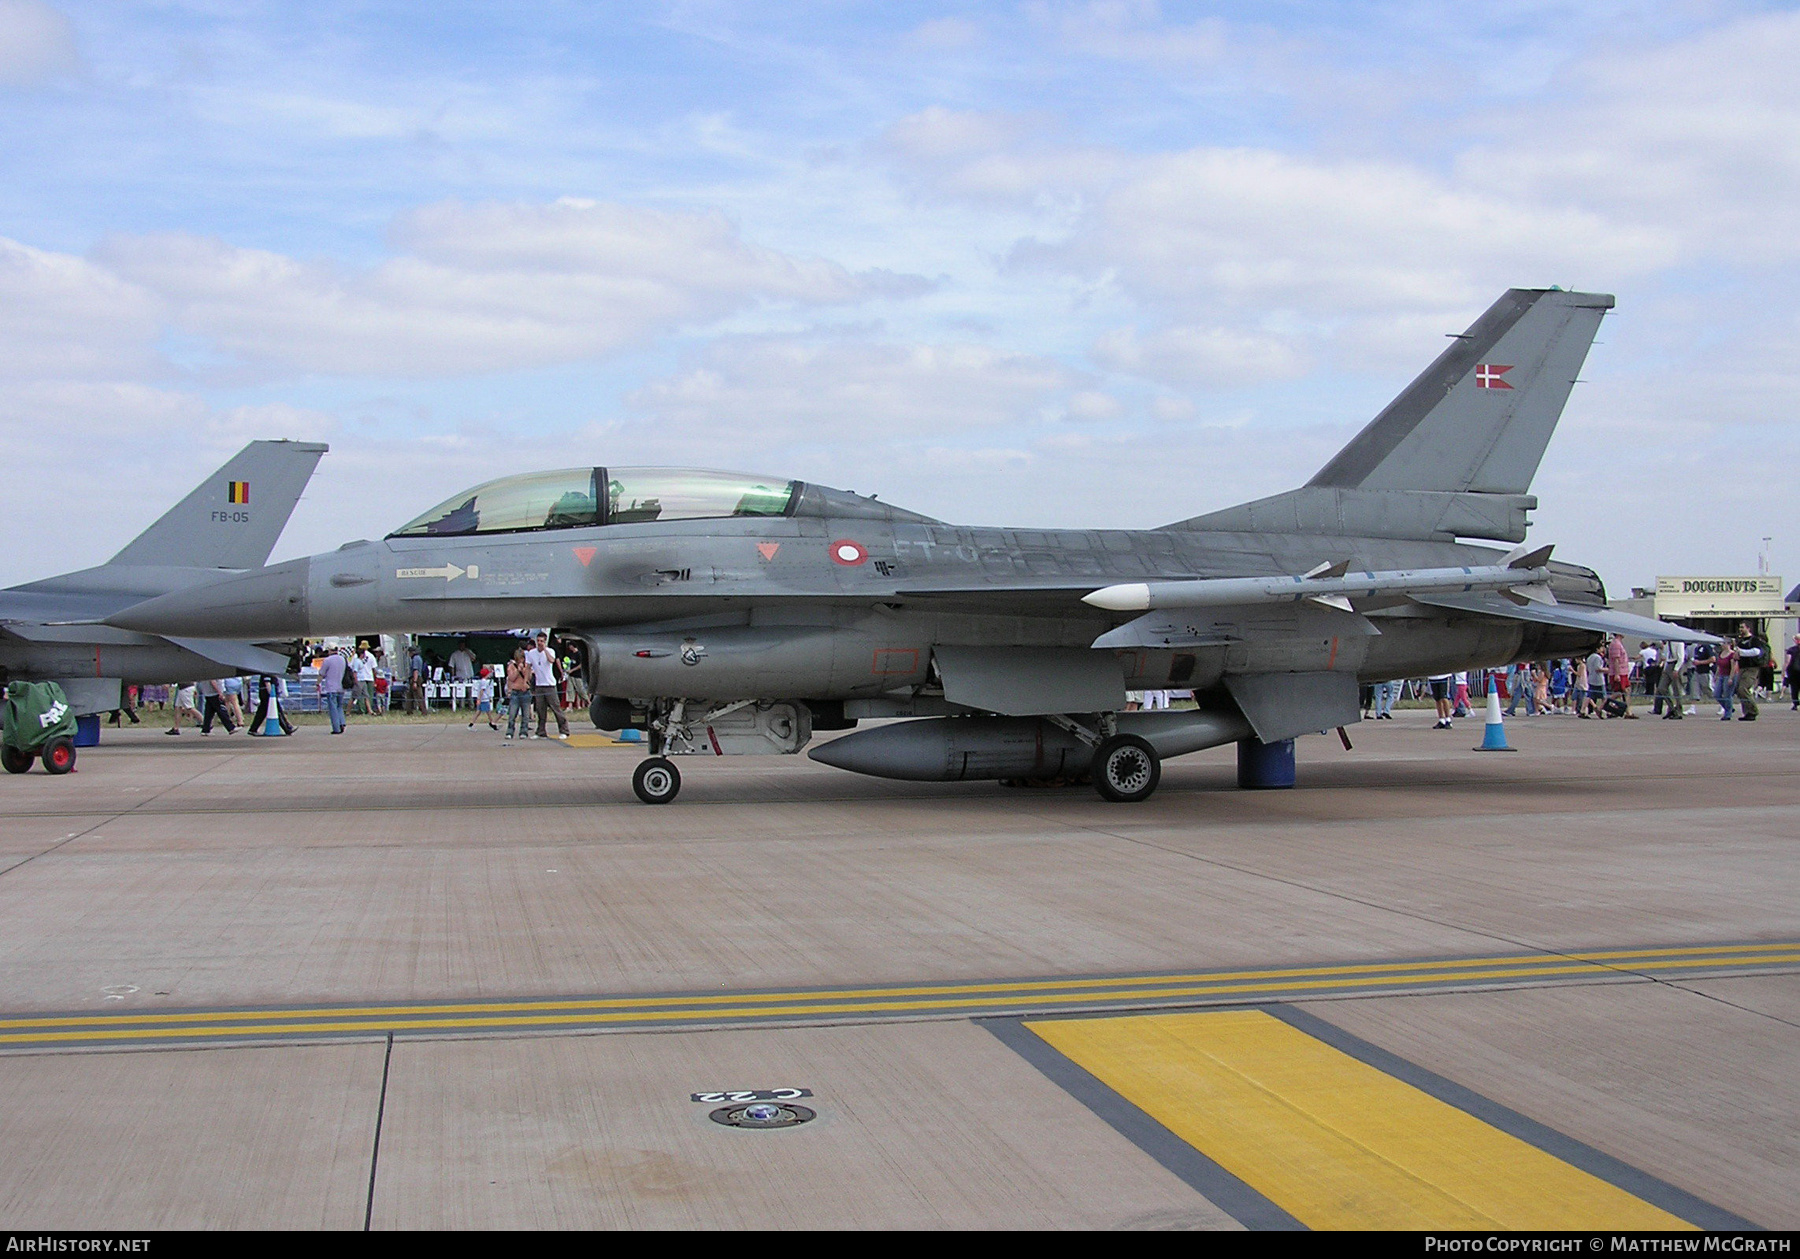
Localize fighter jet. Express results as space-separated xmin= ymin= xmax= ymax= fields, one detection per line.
xmin=109 ymin=290 xmax=1710 ymax=801
xmin=1 ymin=440 xmax=327 ymax=714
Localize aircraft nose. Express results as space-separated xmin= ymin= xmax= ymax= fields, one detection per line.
xmin=107 ymin=557 xmax=312 ymax=638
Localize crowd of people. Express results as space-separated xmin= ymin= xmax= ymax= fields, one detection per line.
xmin=101 ymin=623 xmax=1800 ymax=739
xmin=129 ymin=631 xmax=593 ymax=739
xmin=1368 ymin=622 xmax=1799 ymax=728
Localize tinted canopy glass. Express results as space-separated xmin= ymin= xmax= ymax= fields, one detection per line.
xmin=390 ymin=466 xmax=796 ymax=536
xmin=606 ymin=468 xmax=796 ymax=524
xmin=391 ymin=468 xmax=600 ymax=537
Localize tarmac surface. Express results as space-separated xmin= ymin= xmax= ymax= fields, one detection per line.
xmin=0 ymin=703 xmax=1796 ymax=1229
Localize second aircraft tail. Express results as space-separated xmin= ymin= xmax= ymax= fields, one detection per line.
xmin=107 ymin=439 xmax=328 ymax=570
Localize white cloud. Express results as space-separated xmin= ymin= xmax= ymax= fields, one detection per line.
xmin=91 ymin=199 xmax=922 ymax=377
xmin=0 ymin=0 xmax=76 ymax=87
xmin=624 ymin=335 xmax=1073 ymax=447
xmin=0 ymin=236 xmax=160 ymax=380
xmin=1460 ymin=10 xmax=1800 ymax=264
xmin=1093 ymin=323 xmax=1305 ymax=387
xmin=1038 ymin=147 xmax=1675 ymax=316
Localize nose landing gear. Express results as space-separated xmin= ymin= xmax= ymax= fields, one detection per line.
xmin=632 ymin=756 xmax=681 ymax=804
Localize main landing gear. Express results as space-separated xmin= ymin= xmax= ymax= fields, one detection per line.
xmin=632 ymin=757 xmax=681 ymax=805
xmin=1091 ymin=734 xmax=1160 ymax=803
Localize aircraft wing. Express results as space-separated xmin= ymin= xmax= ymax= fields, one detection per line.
xmin=1410 ymin=592 xmax=1721 ymax=645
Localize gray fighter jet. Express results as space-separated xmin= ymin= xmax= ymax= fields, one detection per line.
xmin=109 ymin=290 xmax=1710 ymax=801
xmin=2 ymin=440 xmax=326 ymax=714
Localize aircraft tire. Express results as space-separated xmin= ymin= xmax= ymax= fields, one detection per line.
xmin=1092 ymin=734 xmax=1159 ymax=803
xmin=41 ymin=737 xmax=76 ymax=776
xmin=632 ymin=756 xmax=681 ymax=805
xmin=2 ymin=745 xmax=32 ymax=774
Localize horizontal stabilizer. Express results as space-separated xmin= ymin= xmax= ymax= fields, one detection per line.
xmin=1 ymin=621 xmax=156 ymax=645
xmin=1224 ymin=672 xmax=1361 ymax=744
xmin=109 ymin=440 xmax=327 ymax=570
xmin=164 ymin=637 xmax=294 ymax=674
xmin=1411 ymin=593 xmax=1722 ymax=645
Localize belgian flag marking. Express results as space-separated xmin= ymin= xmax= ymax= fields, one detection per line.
xmin=227 ymin=481 xmax=250 ymax=504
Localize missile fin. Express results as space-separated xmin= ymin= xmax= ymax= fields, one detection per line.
xmin=1503 ymin=543 xmax=1554 ymax=569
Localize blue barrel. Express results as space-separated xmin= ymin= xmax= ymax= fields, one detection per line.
xmin=74 ymin=713 xmax=101 ymax=747
xmin=1237 ymin=737 xmax=1295 ymax=789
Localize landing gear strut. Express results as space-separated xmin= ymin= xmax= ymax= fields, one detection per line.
xmin=632 ymin=756 xmax=681 ymax=805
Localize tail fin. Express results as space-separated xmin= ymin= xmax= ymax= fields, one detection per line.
xmin=1171 ymin=288 xmax=1612 ymax=543
xmin=1308 ymin=288 xmax=1612 ymax=493
xmin=108 ymin=440 xmax=328 ymax=569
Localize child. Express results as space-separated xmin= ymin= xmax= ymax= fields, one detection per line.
xmin=469 ymin=666 xmax=499 ymax=731
xmin=1549 ymin=661 xmax=1568 ymax=714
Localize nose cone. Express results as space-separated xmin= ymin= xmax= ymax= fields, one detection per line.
xmin=108 ymin=557 xmax=312 ymax=638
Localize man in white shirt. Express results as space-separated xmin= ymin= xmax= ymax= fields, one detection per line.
xmin=352 ymin=644 xmax=378 ymax=715
xmin=448 ymin=642 xmax=478 ymax=682
xmin=524 ymin=632 xmax=569 ymax=739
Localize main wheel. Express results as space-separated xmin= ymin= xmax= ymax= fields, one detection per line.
xmin=632 ymin=756 xmax=681 ymax=805
xmin=41 ymin=736 xmax=76 ymax=776
xmin=1 ymin=745 xmax=31 ymax=774
xmin=1092 ymin=734 xmax=1159 ymax=803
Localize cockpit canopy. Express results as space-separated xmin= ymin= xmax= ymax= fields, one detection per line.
xmin=390 ymin=467 xmax=800 ymax=538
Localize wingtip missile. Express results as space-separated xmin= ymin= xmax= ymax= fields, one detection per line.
xmin=1082 ymin=583 xmax=1151 ymax=612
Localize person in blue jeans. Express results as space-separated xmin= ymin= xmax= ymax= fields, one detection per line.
xmin=1372 ymin=679 xmax=1397 ymax=719
xmin=318 ymin=647 xmax=350 ymax=734
xmin=1504 ymin=662 xmax=1536 ymax=716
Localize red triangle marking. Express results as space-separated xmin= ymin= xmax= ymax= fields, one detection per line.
xmin=757 ymin=542 xmax=780 ymax=560
xmin=573 ymin=546 xmax=597 ymax=567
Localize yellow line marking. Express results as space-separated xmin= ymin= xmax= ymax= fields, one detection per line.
xmin=1 ymin=949 xmax=1794 ymax=1046
xmin=563 ymin=734 xmax=635 ymax=748
xmin=1028 ymin=1009 xmax=1692 ymax=1230
xmin=1 ymin=942 xmax=1788 ymax=1030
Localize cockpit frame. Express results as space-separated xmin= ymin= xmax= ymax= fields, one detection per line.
xmin=389 ymin=467 xmax=803 ymax=539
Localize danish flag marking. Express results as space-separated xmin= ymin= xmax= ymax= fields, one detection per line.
xmin=1475 ymin=364 xmax=1514 ymax=389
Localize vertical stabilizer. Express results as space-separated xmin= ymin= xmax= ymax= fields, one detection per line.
xmin=1169 ymin=288 xmax=1612 ymax=542
xmin=1308 ymin=287 xmax=1612 ymax=494
xmin=107 ymin=440 xmax=328 ymax=569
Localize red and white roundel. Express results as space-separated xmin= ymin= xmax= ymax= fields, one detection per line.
xmin=829 ymin=539 xmax=868 ymax=566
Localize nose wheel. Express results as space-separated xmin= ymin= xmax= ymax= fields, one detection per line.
xmin=632 ymin=756 xmax=681 ymax=804
xmin=1092 ymin=734 xmax=1159 ymax=803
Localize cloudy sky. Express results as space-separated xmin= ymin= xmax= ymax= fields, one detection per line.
xmin=2 ymin=1 xmax=1795 ymax=592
